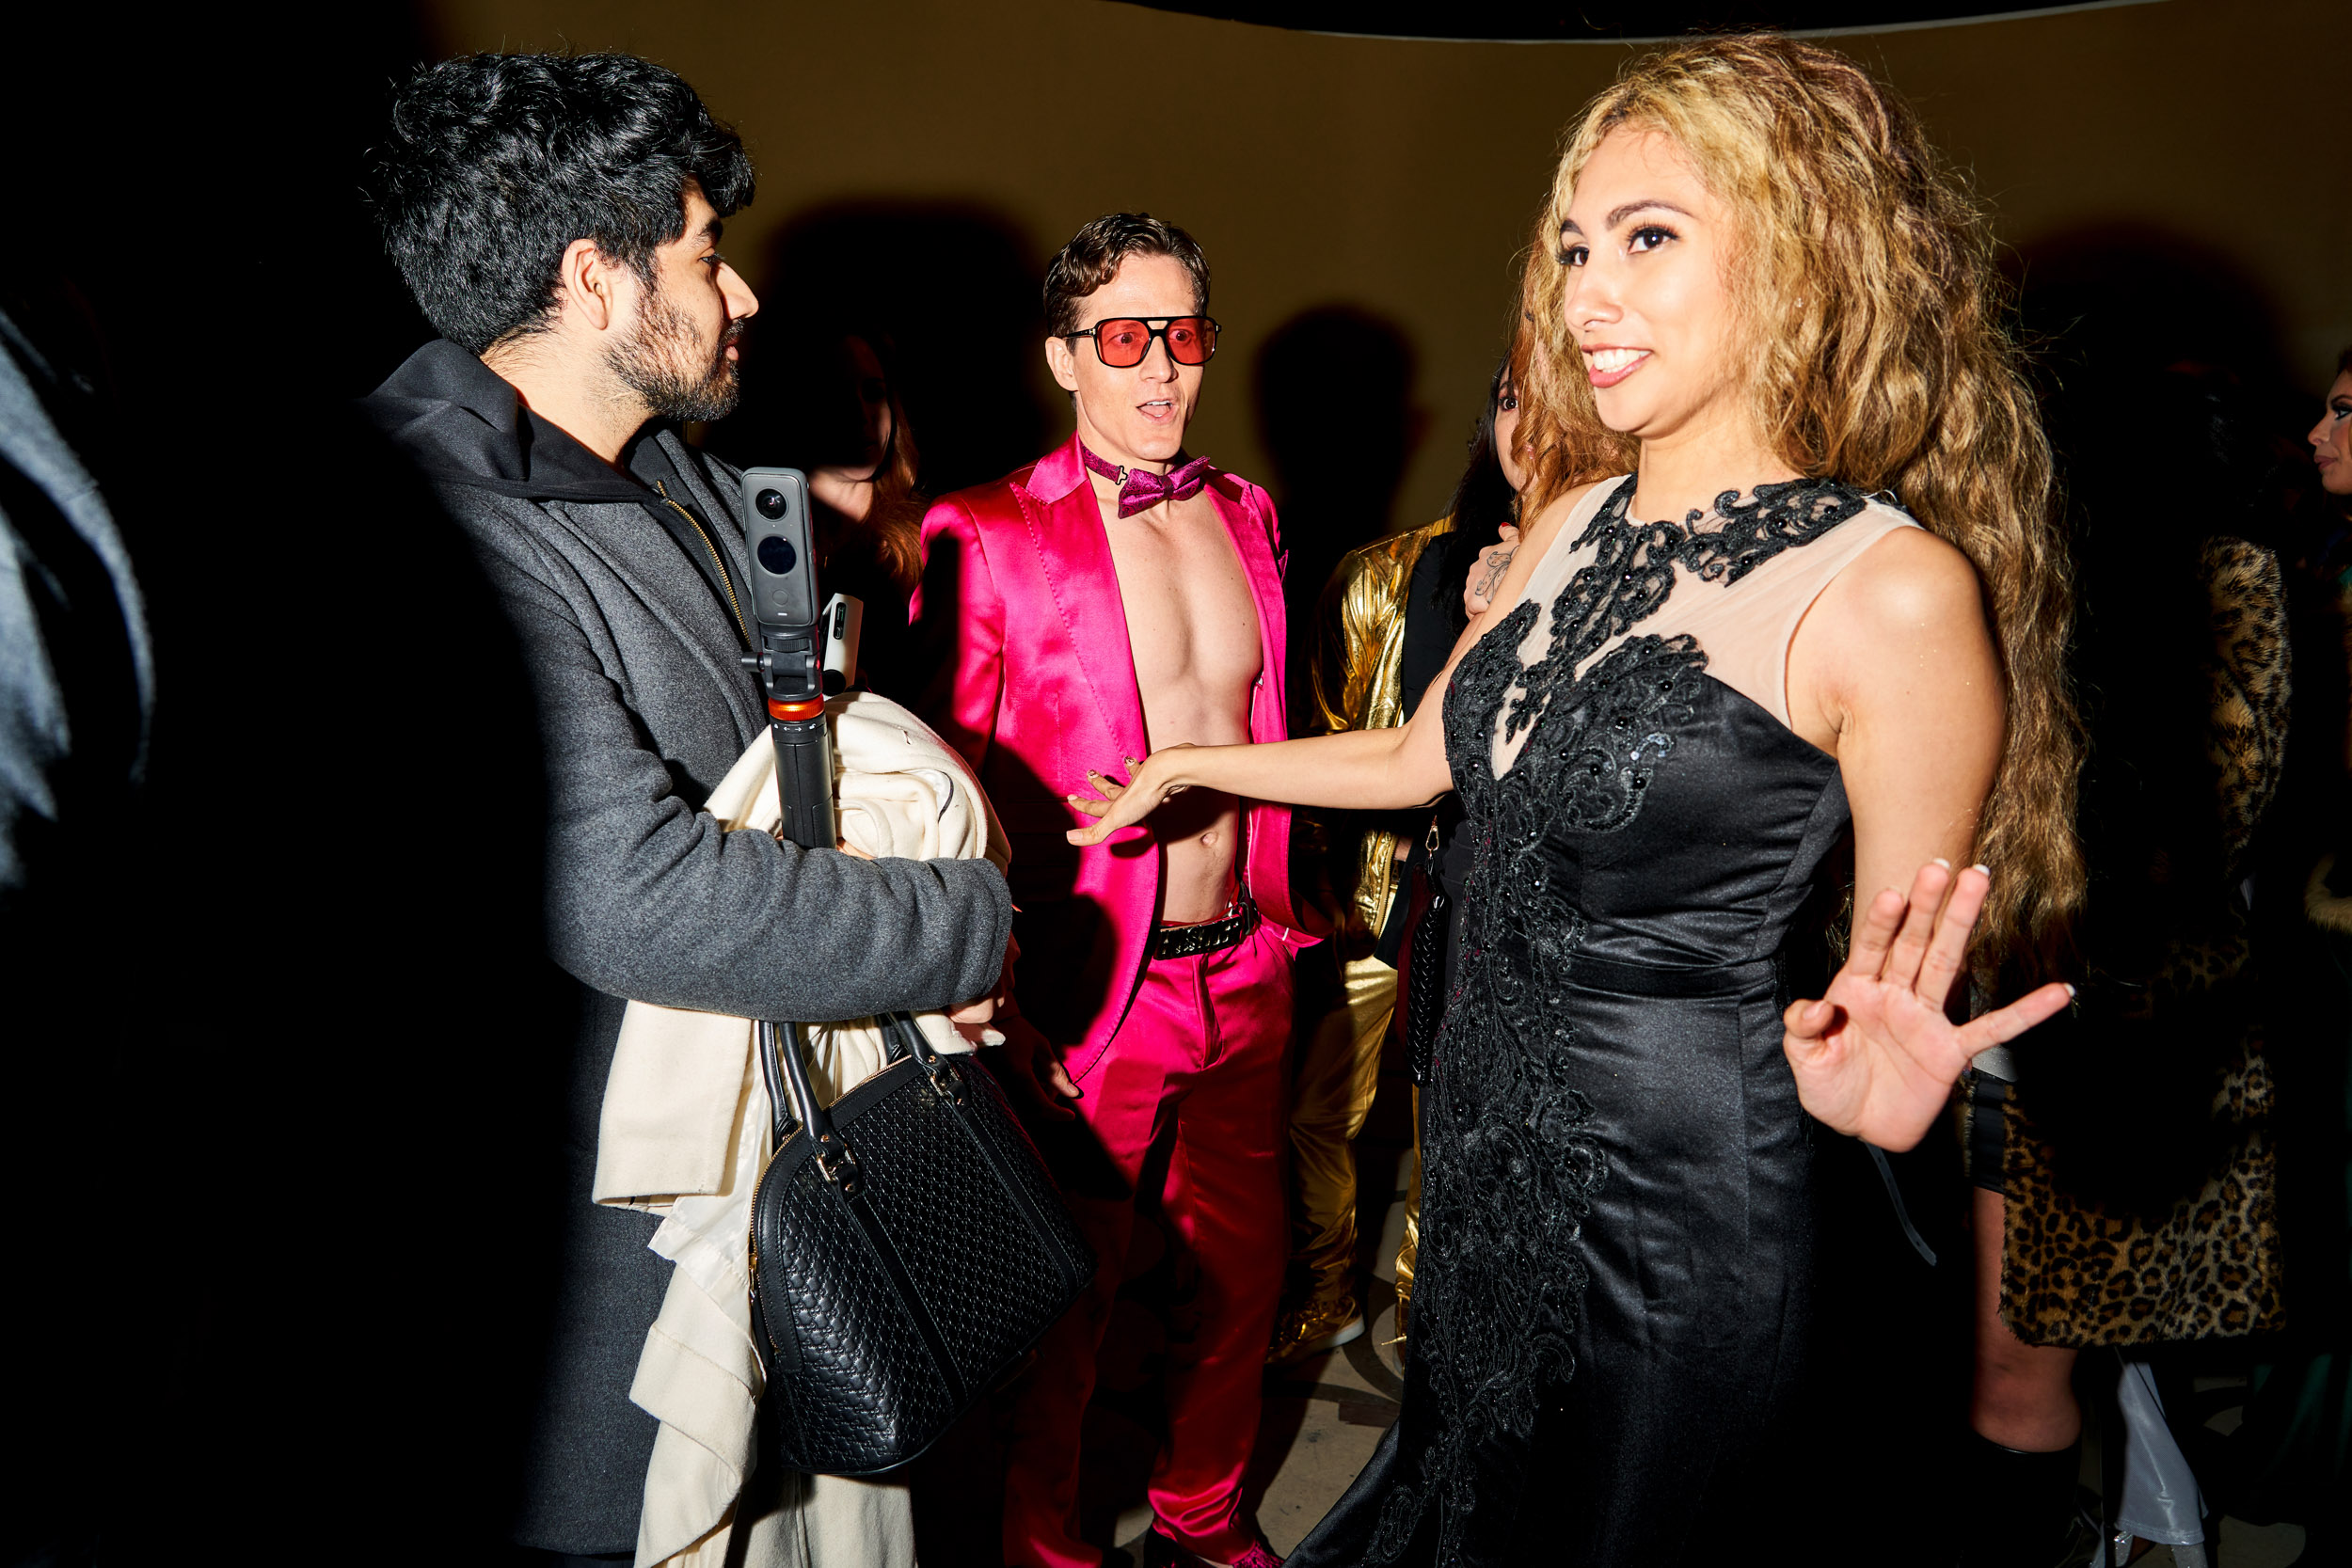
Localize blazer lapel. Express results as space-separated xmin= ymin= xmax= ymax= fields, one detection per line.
xmin=1208 ymin=475 xmax=1311 ymax=933
xmin=559 ymin=497 xmax=768 ymax=745
xmin=1208 ymin=478 xmax=1285 ymax=705
xmin=1020 ymin=440 xmax=1151 ymax=766
xmin=650 ymin=436 xmax=768 ymax=742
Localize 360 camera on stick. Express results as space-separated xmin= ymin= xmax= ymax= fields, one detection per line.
xmin=740 ymin=467 xmax=836 ymax=849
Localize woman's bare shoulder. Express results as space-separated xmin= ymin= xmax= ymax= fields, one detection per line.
xmin=1527 ymin=477 xmax=1608 ymax=531
xmin=1820 ymin=520 xmax=1982 ymax=638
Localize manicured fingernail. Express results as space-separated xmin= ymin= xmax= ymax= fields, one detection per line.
xmin=2064 ymin=983 xmax=2077 ymax=997
xmin=1971 ymin=863 xmax=1991 ymax=876
xmin=1931 ymin=857 xmax=1951 ymax=868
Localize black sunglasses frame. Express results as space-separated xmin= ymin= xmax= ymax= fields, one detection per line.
xmin=1060 ymin=314 xmax=1222 ymax=368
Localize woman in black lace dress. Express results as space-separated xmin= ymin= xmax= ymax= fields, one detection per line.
xmin=1070 ymin=37 xmax=2080 ymax=1566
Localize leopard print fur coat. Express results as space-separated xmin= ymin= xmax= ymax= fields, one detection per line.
xmin=2001 ymin=536 xmax=2290 ymax=1347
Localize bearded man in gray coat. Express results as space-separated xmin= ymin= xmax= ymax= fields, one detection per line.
xmin=359 ymin=54 xmax=1014 ymax=1564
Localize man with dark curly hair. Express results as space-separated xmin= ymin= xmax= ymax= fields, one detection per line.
xmin=361 ymin=53 xmax=1014 ymax=1565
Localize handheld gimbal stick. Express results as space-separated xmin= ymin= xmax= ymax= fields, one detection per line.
xmin=739 ymin=467 xmax=835 ymax=850
xmin=739 ymin=480 xmax=908 ymax=1117
xmin=740 ymin=467 xmax=834 ymax=1139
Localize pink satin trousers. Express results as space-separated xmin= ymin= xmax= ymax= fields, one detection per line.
xmin=1002 ymin=921 xmax=1295 ymax=1568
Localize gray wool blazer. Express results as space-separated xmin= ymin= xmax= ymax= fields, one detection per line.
xmin=364 ymin=341 xmax=1012 ymax=1552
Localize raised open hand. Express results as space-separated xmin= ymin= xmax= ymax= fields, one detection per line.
xmin=1063 ymin=749 xmax=1194 ymax=847
xmin=1782 ymin=860 xmax=2072 ymax=1150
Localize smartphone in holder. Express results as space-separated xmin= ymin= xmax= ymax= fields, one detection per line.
xmin=740 ymin=467 xmax=836 ymax=849
xmin=819 ymin=593 xmax=863 ymax=696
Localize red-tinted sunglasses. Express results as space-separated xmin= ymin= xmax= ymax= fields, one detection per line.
xmin=1063 ymin=315 xmax=1220 ymax=369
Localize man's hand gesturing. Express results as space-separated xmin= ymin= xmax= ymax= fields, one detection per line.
xmin=952 ymin=932 xmax=1078 ymax=1117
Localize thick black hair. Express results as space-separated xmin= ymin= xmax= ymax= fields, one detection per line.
xmin=366 ymin=53 xmax=755 ymax=355
xmin=1043 ymin=214 xmax=1208 ymax=341
xmin=1432 ymin=354 xmax=1520 ymax=632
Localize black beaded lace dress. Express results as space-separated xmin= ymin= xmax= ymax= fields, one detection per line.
xmin=1288 ymin=474 xmax=1916 ymax=1566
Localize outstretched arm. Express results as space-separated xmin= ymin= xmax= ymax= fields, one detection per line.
xmin=1066 ymin=720 xmax=1449 ymax=845
xmin=1066 ymin=576 xmax=1492 ymax=838
xmin=1068 ymin=483 xmax=1593 ymax=844
xmin=1779 ymin=526 xmax=2071 ymax=1148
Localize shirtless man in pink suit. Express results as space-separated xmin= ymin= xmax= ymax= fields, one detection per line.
xmin=913 ymin=214 xmax=1310 ymax=1568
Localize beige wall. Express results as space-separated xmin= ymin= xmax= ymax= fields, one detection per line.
xmin=419 ymin=0 xmax=2349 ymax=531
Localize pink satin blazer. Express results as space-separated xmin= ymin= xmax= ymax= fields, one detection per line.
xmin=911 ymin=434 xmax=1313 ymax=1080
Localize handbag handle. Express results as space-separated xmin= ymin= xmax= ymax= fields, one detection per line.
xmin=756 ymin=1012 xmax=954 ymax=1191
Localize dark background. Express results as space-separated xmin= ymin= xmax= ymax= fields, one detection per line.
xmin=0 ymin=0 xmax=2343 ymax=1560
xmin=1129 ymin=0 xmax=2172 ymax=39
xmin=354 ymin=0 xmax=2352 ymax=536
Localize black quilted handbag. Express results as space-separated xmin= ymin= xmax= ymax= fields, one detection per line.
xmin=748 ymin=1012 xmax=1093 ymax=1475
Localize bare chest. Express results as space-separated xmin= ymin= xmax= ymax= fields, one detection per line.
xmin=1101 ymin=494 xmax=1263 ymax=733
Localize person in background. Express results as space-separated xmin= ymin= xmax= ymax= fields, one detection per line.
xmin=719 ymin=325 xmax=929 ymax=697
xmin=1254 ymin=307 xmax=1421 ymax=734
xmin=1973 ymin=366 xmax=2294 ymax=1567
xmin=913 ymin=213 xmax=1310 ymax=1568
xmin=807 ymin=334 xmax=925 ymax=672
xmin=2215 ymin=344 xmax=2352 ymax=1560
xmin=0 ymin=292 xmax=151 ymax=1568
xmin=0 ymin=301 xmax=150 ymax=940
xmin=1271 ymin=341 xmax=1529 ymax=1363
xmin=2309 ymin=349 xmax=2352 ymax=513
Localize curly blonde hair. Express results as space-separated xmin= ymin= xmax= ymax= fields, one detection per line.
xmin=1517 ymin=34 xmax=2083 ymax=983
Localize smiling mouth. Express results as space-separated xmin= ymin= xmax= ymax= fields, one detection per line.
xmin=1584 ymin=347 xmax=1651 ymax=388
xmin=1137 ymin=398 xmax=1177 ymax=420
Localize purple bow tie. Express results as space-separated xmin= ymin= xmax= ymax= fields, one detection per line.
xmin=1081 ymin=444 xmax=1216 ymax=519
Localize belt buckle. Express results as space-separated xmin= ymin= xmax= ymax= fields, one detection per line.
xmin=1153 ymin=896 xmax=1253 ymax=960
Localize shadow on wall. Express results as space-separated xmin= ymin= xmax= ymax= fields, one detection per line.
xmin=2012 ymin=223 xmax=2312 ymax=445
xmin=2012 ymin=221 xmax=2323 ymax=569
xmin=708 ymin=200 xmax=1054 ymax=498
xmin=1252 ymin=305 xmax=1425 ymax=723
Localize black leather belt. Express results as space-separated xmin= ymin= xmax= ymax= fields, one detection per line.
xmin=1149 ymin=900 xmax=1258 ymax=961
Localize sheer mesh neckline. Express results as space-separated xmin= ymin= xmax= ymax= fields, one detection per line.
xmin=1487 ymin=475 xmax=1918 ymax=776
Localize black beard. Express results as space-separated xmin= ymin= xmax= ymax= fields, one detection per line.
xmin=610 ymin=284 xmax=742 ymax=422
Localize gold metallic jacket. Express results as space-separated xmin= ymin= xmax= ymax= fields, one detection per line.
xmin=1309 ymin=515 xmax=1455 ymax=947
